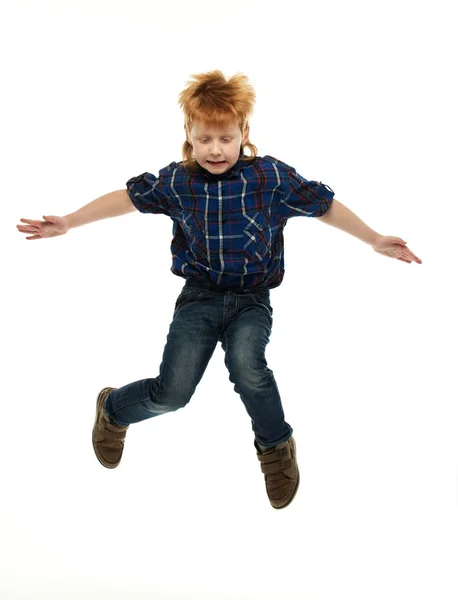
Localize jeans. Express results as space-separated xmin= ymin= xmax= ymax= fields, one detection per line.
xmin=104 ymin=278 xmax=293 ymax=450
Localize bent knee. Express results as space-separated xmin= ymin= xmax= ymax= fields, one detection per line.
xmin=156 ymin=386 xmax=195 ymax=411
xmin=227 ymin=355 xmax=270 ymax=384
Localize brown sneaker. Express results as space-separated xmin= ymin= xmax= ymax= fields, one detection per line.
xmin=92 ymin=387 xmax=129 ymax=469
xmin=256 ymin=436 xmax=300 ymax=509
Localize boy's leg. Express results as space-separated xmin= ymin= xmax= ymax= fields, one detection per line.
xmin=105 ymin=288 xmax=222 ymax=425
xmin=93 ymin=288 xmax=222 ymax=468
xmin=220 ymin=291 xmax=299 ymax=509
xmin=220 ymin=291 xmax=293 ymax=449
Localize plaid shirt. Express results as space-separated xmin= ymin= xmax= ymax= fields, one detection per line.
xmin=126 ymin=154 xmax=334 ymax=290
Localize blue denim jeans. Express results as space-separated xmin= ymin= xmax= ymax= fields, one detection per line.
xmin=104 ymin=278 xmax=293 ymax=450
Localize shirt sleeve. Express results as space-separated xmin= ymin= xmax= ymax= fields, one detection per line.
xmin=126 ymin=172 xmax=172 ymax=215
xmin=275 ymin=159 xmax=335 ymax=219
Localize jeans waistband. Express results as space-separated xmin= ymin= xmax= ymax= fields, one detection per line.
xmin=184 ymin=277 xmax=268 ymax=295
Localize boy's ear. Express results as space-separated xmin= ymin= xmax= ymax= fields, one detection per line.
xmin=185 ymin=127 xmax=193 ymax=146
xmin=242 ymin=124 xmax=250 ymax=145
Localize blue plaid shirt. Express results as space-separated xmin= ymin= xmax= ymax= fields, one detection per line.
xmin=126 ymin=155 xmax=334 ymax=290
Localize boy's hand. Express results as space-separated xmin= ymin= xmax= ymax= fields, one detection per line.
xmin=372 ymin=235 xmax=422 ymax=264
xmin=16 ymin=215 xmax=69 ymax=240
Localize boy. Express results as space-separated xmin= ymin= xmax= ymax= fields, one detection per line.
xmin=16 ymin=70 xmax=422 ymax=510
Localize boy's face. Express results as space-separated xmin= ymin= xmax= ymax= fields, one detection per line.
xmin=186 ymin=120 xmax=249 ymax=174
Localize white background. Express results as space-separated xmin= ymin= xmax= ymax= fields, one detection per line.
xmin=2 ymin=1 xmax=457 ymax=599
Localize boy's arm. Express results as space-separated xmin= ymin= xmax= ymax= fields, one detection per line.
xmin=316 ymin=199 xmax=422 ymax=264
xmin=316 ymin=199 xmax=380 ymax=245
xmin=17 ymin=189 xmax=137 ymax=241
xmin=65 ymin=189 xmax=136 ymax=229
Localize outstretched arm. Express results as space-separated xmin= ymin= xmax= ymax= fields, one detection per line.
xmin=17 ymin=189 xmax=136 ymax=240
xmin=316 ymin=199 xmax=422 ymax=264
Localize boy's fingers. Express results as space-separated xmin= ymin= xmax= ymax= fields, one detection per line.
xmin=407 ymin=250 xmax=420 ymax=261
xmin=399 ymin=244 xmax=420 ymax=261
xmin=17 ymin=225 xmax=39 ymax=232
xmin=20 ymin=218 xmax=42 ymax=225
xmin=398 ymin=249 xmax=421 ymax=264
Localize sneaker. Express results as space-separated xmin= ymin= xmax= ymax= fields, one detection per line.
xmin=92 ymin=387 xmax=129 ymax=469
xmin=256 ymin=436 xmax=300 ymax=509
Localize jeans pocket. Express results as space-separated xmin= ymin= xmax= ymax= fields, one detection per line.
xmin=174 ymin=289 xmax=199 ymax=314
xmin=250 ymin=292 xmax=273 ymax=323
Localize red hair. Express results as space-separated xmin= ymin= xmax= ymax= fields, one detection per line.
xmin=178 ymin=70 xmax=258 ymax=171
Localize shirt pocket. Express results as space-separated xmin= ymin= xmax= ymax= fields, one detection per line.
xmin=181 ymin=212 xmax=208 ymax=262
xmin=242 ymin=211 xmax=271 ymax=261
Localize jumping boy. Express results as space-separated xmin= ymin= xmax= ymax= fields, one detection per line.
xmin=16 ymin=70 xmax=422 ymax=509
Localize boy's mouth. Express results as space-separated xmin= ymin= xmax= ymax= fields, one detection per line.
xmin=208 ymin=160 xmax=226 ymax=165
